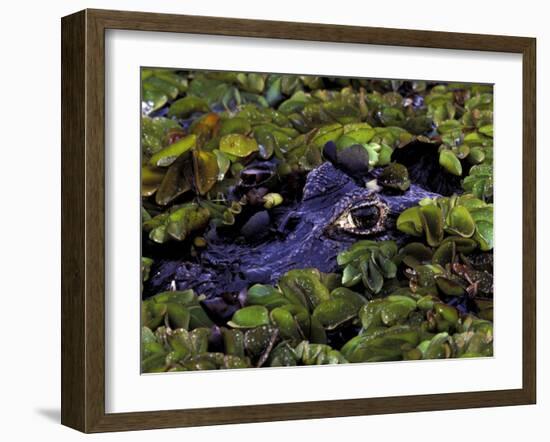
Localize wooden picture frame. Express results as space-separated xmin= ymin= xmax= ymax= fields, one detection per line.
xmin=61 ymin=8 xmax=536 ymax=433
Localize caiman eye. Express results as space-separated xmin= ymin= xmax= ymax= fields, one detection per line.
xmin=331 ymin=196 xmax=389 ymax=236
xmin=350 ymin=206 xmax=379 ymax=230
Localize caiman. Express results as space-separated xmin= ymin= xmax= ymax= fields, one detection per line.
xmin=145 ymin=160 xmax=439 ymax=318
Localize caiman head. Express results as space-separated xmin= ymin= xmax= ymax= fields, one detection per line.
xmin=146 ymin=161 xmax=440 ymax=314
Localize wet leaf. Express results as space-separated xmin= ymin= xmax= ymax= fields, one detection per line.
xmin=279 ymin=268 xmax=331 ymax=311
xmin=342 ymin=264 xmax=362 ymax=287
xmin=141 ymin=116 xmax=181 ymax=156
xmin=311 ymin=123 xmax=344 ymax=148
xmin=143 ymin=76 xmax=179 ymax=100
xmin=244 ymin=325 xmax=278 ymax=362
xmin=190 ymin=113 xmax=221 ymax=146
xmin=398 ymin=242 xmax=433 ymax=268
xmin=149 ymin=134 xmax=197 ymax=167
xmin=293 ymin=341 xmax=347 ymax=365
xmin=142 ymin=89 xmax=168 ymax=114
xmin=166 ymin=303 xmax=190 ymax=329
xmin=168 ymin=96 xmax=210 ymax=118
xmin=435 ymin=275 xmax=466 ymax=296
xmin=341 ymin=325 xmax=420 ymax=362
xmin=263 ymin=193 xmax=283 ymax=209
xmin=396 ymin=207 xmax=423 ymax=237
xmin=432 ymin=241 xmax=456 ymax=266
xmin=222 ymin=329 xmax=245 ymax=357
xmin=380 ymin=295 xmax=417 ymax=326
xmin=360 ymin=254 xmax=384 ymax=294
xmin=153 ymin=69 xmax=188 ymax=93
xmin=422 ymin=332 xmax=454 ymax=359
xmin=437 ymin=119 xmax=463 ymax=134
xmin=343 ymin=128 xmax=376 ymax=144
xmin=218 ymin=117 xmax=252 ymax=137
xmin=445 ymin=206 xmax=475 ymax=237
xmin=439 ymin=149 xmax=463 ymax=176
xmin=213 ymin=149 xmax=231 ymax=181
xmin=247 ymin=284 xmax=289 ymax=309
xmin=478 ymin=124 xmax=493 ymax=137
xmin=192 ymin=150 xmax=219 ymax=195
xmin=228 ymin=306 xmax=270 ymax=328
xmin=143 ymin=204 xmax=210 ymax=243
xmin=188 ymin=304 xmax=215 ymax=329
xmin=337 ymin=240 xmax=378 ymax=266
xmin=473 ymin=221 xmax=494 ymax=251
xmin=434 ymin=303 xmax=459 ymax=325
xmin=270 ymin=307 xmax=302 ymax=341
xmin=141 ymin=257 xmax=153 ymax=283
xmin=155 ymin=153 xmax=193 ymax=205
xmin=441 ymin=236 xmax=477 ymax=254
xmin=219 ymin=134 xmax=259 ymax=157
xmin=312 ymin=289 xmax=365 ymax=330
xmin=420 ymin=204 xmax=444 ymax=246
xmin=142 ymin=302 xmax=167 ymax=330
xmin=141 ymin=165 xmax=166 ymax=196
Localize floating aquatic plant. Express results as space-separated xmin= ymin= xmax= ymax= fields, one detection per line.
xmin=141 ymin=69 xmax=188 ymax=114
xmin=396 ymin=194 xmax=493 ymax=250
xmin=142 ymin=203 xmax=210 ymax=243
xmin=337 ymin=240 xmax=399 ymax=295
xmin=139 ymin=71 xmax=494 ymax=372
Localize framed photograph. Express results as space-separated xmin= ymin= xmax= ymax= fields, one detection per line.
xmin=61 ymin=9 xmax=536 ymax=433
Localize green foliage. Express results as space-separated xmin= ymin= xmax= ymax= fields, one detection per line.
xmin=396 ymin=195 xmax=493 ymax=251
xmin=142 ymin=203 xmax=210 ymax=243
xmin=139 ymin=72 xmax=494 ymax=372
xmin=337 ymin=240 xmax=398 ymax=295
